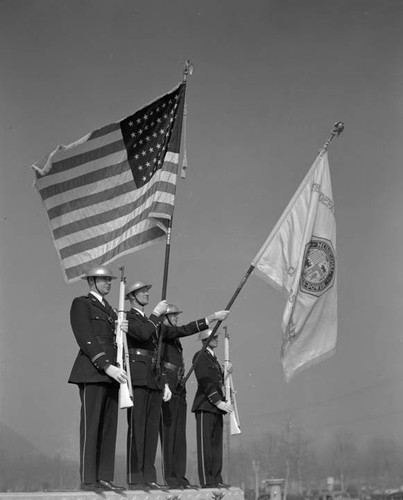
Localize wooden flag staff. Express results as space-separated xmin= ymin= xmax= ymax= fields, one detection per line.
xmin=155 ymin=61 xmax=193 ymax=374
xmin=161 ymin=60 xmax=193 ymax=300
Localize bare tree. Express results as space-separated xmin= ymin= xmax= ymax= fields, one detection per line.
xmin=328 ymin=429 xmax=358 ymax=490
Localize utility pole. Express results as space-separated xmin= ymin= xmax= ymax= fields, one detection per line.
xmin=252 ymin=459 xmax=260 ymax=500
xmin=283 ymin=421 xmax=291 ymax=500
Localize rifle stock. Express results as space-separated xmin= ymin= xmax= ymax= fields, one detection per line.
xmin=116 ymin=266 xmax=133 ymax=409
xmin=224 ymin=327 xmax=241 ymax=435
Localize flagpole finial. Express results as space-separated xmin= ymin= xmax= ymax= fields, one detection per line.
xmin=319 ymin=121 xmax=345 ymax=154
xmin=183 ymin=60 xmax=194 ymax=82
xmin=333 ymin=122 xmax=344 ymax=136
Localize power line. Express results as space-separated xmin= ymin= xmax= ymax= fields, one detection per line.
xmin=244 ymin=376 xmax=402 ymax=421
xmin=243 ymin=407 xmax=403 ymax=437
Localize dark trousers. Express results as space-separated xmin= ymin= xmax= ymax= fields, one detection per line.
xmin=160 ymin=392 xmax=189 ymax=486
xmin=195 ymin=411 xmax=223 ymax=487
xmin=127 ymin=386 xmax=163 ymax=484
xmin=78 ymin=383 xmax=118 ymax=484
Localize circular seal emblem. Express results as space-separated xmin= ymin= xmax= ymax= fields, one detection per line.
xmin=300 ymin=237 xmax=336 ymax=297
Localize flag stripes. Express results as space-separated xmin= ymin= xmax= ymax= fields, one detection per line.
xmin=32 ymin=83 xmax=185 ymax=282
xmin=65 ymin=226 xmax=166 ymax=281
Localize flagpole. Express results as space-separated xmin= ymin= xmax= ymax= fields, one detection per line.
xmin=155 ymin=61 xmax=193 ymax=375
xmin=183 ymin=121 xmax=344 ymax=383
xmin=161 ymin=60 xmax=193 ymax=300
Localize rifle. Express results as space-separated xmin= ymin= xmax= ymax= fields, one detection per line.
xmin=116 ymin=266 xmax=133 ymax=409
xmin=224 ymin=326 xmax=241 ymax=435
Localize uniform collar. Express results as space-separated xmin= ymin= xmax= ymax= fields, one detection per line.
xmin=132 ymin=307 xmax=145 ymax=317
xmin=89 ymin=290 xmax=105 ymax=305
xmin=206 ymin=346 xmax=216 ymax=357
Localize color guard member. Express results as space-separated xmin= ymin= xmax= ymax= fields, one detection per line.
xmin=68 ymin=266 xmax=128 ymax=493
xmin=160 ymin=305 xmax=230 ymax=488
xmin=191 ymin=329 xmax=233 ymax=489
xmin=125 ymin=280 xmax=171 ymax=490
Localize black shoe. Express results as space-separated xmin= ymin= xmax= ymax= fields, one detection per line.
xmin=181 ymin=484 xmax=199 ymax=489
xmin=128 ymin=483 xmax=150 ymax=490
xmin=80 ymin=482 xmax=104 ymax=492
xmin=217 ymin=483 xmax=231 ymax=488
xmin=98 ymin=480 xmax=125 ymax=492
xmin=145 ymin=482 xmax=169 ymax=490
xmin=202 ymin=484 xmax=217 ymax=489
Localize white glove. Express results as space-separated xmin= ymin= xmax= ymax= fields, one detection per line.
xmin=122 ymin=319 xmax=128 ymax=332
xmin=163 ymin=383 xmax=172 ymax=402
xmin=114 ymin=319 xmax=128 ymax=333
xmin=153 ymin=300 xmax=169 ymax=316
xmin=105 ymin=365 xmax=128 ymax=384
xmin=225 ymin=362 xmax=233 ymax=375
xmin=216 ymin=400 xmax=233 ymax=413
xmin=214 ymin=310 xmax=230 ymax=321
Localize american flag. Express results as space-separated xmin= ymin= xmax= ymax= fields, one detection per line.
xmin=32 ymin=83 xmax=186 ymax=283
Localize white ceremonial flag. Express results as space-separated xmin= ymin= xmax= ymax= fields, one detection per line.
xmin=252 ymin=152 xmax=337 ymax=381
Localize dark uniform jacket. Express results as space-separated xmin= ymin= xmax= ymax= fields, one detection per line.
xmin=191 ymin=348 xmax=226 ymax=415
xmin=126 ymin=308 xmax=164 ymax=390
xmin=161 ymin=318 xmax=208 ymax=393
xmin=68 ymin=294 xmax=117 ymax=385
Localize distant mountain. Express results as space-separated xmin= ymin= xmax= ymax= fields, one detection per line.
xmin=0 ymin=421 xmax=41 ymax=460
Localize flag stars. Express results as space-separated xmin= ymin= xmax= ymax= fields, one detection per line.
xmin=122 ymin=86 xmax=183 ymax=189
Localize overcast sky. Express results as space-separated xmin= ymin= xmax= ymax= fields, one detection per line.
xmin=1 ymin=0 xmax=403 ymax=467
